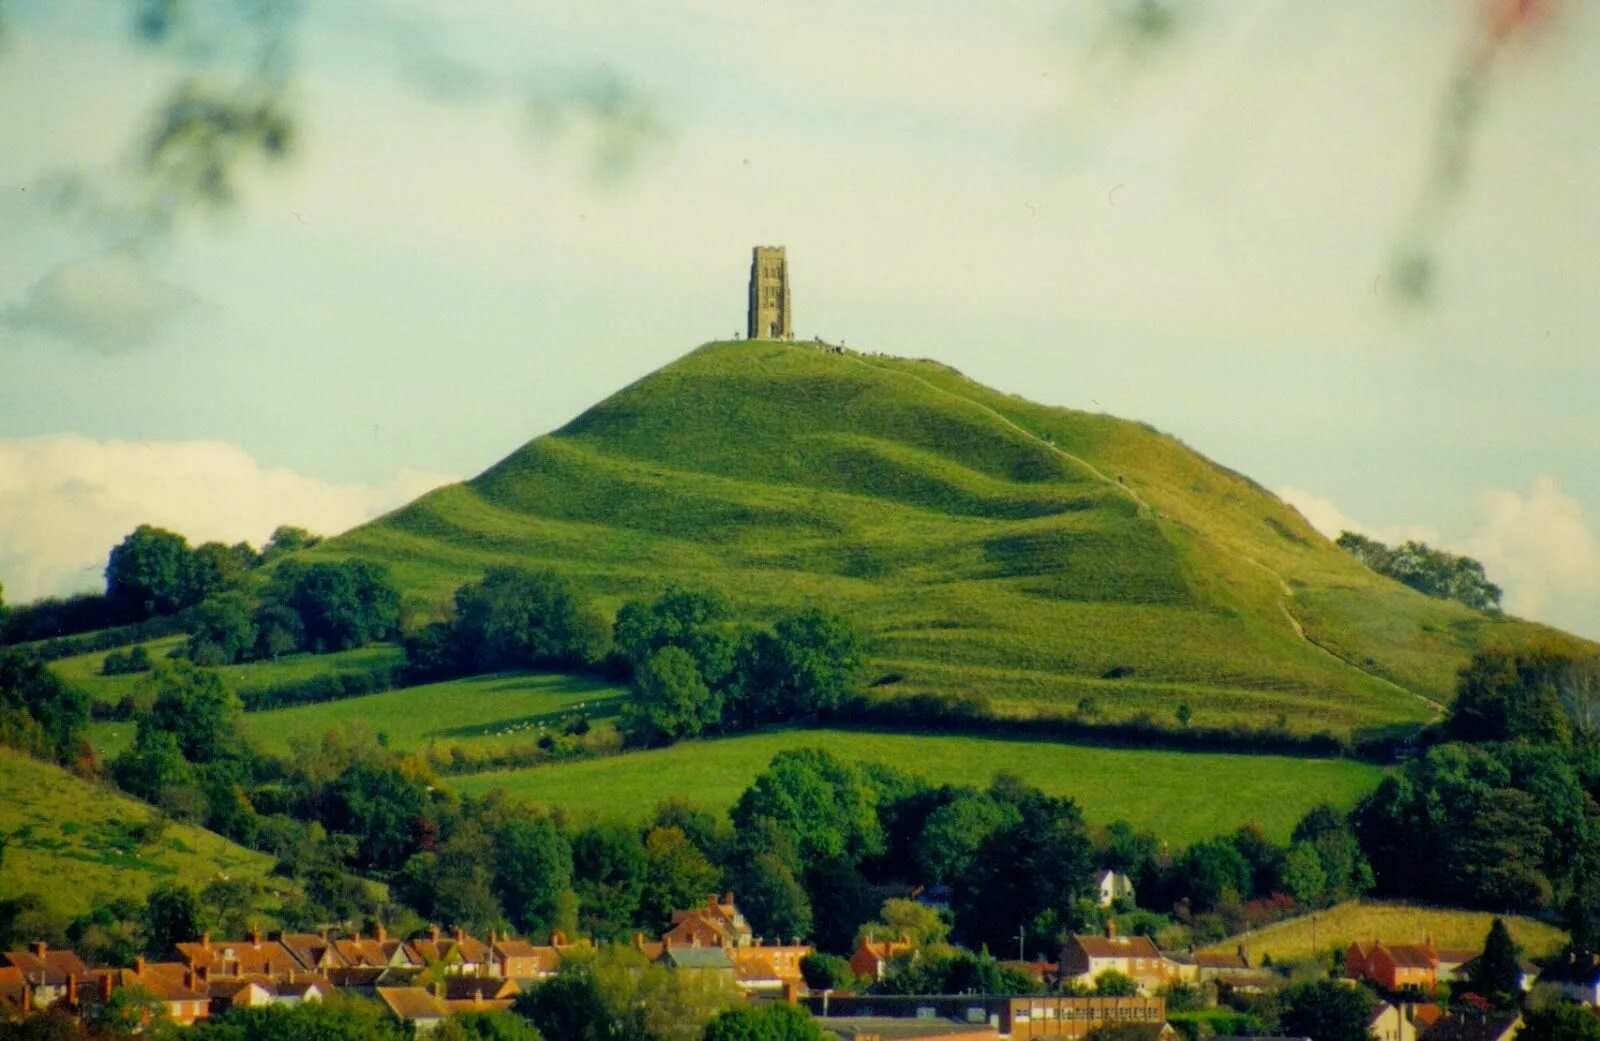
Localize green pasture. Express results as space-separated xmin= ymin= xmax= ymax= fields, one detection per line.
xmin=450 ymin=728 xmax=1386 ymax=846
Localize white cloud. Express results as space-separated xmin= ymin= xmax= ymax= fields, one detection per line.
xmin=1463 ymin=476 xmax=1600 ymax=637
xmin=1279 ymin=480 xmax=1600 ymax=640
xmin=1277 ymin=486 xmax=1439 ymax=546
xmin=0 ymin=435 xmax=454 ymax=603
xmin=3 ymin=249 xmax=192 ymax=353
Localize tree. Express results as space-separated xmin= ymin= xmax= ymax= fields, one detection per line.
xmin=261 ymin=525 xmax=322 ymax=562
xmin=185 ymin=540 xmax=256 ymax=602
xmin=451 ymin=567 xmax=608 ymax=672
xmin=572 ymin=823 xmax=647 ymax=941
xmin=143 ymin=661 xmax=244 ymax=763
xmin=1281 ymin=842 xmax=1329 ymax=907
xmin=0 ymin=648 xmax=91 ymax=763
xmin=914 ymin=792 xmax=1018 ymax=885
xmin=434 ymin=1011 xmax=547 ymax=1041
xmin=284 ymin=559 xmax=400 ymax=652
xmin=703 ymin=1002 xmax=827 ymax=1041
xmin=521 ymin=946 xmax=739 ymax=1041
xmin=1336 ymin=533 xmax=1501 ymax=612
xmin=1447 ymin=644 xmax=1581 ymax=745
xmin=1094 ymin=969 xmax=1140 ymax=996
xmin=326 ymin=762 xmax=430 ymax=871
xmin=730 ymin=749 xmax=884 ymax=869
xmin=639 ymin=826 xmax=721 ymax=932
xmin=1470 ymin=918 xmax=1524 ymax=1008
xmin=188 ymin=592 xmax=257 ymax=664
xmin=493 ymin=814 xmax=576 ymax=938
xmin=107 ymin=524 xmax=194 ymax=617
xmin=732 ymin=849 xmax=812 ymax=943
xmin=954 ymin=785 xmax=1093 ymax=955
xmin=859 ymin=898 xmax=949 ymax=947
xmin=799 ymin=952 xmax=855 ymax=991
xmin=142 ymin=883 xmax=201 ymax=957
xmin=1175 ymin=839 xmax=1251 ymax=913
xmin=431 ymin=821 xmax=505 ymax=934
xmin=613 ymin=586 xmax=736 ymax=684
xmin=624 ymin=647 xmax=719 ymax=746
xmin=748 ymin=609 xmax=866 ymax=719
xmin=1520 ymin=1004 xmax=1600 ymax=1041
xmin=251 ymin=601 xmax=304 ymax=660
xmin=1277 ymin=979 xmax=1377 ymax=1041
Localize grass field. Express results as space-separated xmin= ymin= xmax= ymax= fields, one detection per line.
xmin=315 ymin=341 xmax=1585 ymax=740
xmin=50 ymin=640 xmax=405 ymax=705
xmin=0 ymin=747 xmax=296 ymax=918
xmin=1205 ymin=899 xmax=1569 ymax=962
xmin=239 ymin=670 xmax=627 ymax=755
xmin=448 ymin=728 xmax=1386 ymax=845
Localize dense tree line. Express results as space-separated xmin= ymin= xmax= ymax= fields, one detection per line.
xmin=0 ymin=647 xmax=91 ymax=765
xmin=1336 ymin=532 xmax=1502 ymax=612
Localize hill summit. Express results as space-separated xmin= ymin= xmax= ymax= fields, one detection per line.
xmin=325 ymin=341 xmax=1578 ymax=739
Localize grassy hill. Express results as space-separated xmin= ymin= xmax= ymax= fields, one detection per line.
xmin=1204 ymin=899 xmax=1569 ymax=963
xmin=50 ymin=641 xmax=404 ymax=706
xmin=315 ymin=341 xmax=1584 ymax=739
xmin=449 ymin=727 xmax=1384 ymax=845
xmin=0 ymin=748 xmax=296 ymax=918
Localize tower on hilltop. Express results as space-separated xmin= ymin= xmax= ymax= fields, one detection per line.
xmin=747 ymin=246 xmax=793 ymax=341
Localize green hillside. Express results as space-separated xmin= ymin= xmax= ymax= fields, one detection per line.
xmin=0 ymin=748 xmax=295 ymax=917
xmin=319 ymin=341 xmax=1584 ymax=739
xmin=451 ymin=728 xmax=1384 ymax=845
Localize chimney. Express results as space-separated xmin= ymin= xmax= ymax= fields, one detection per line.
xmin=29 ymin=941 xmax=46 ymax=958
xmin=551 ymin=931 xmax=567 ymax=947
xmin=201 ymin=931 xmax=211 ymax=949
xmin=250 ymin=928 xmax=262 ymax=948
xmin=633 ymin=933 xmax=645 ymax=951
xmin=454 ymin=927 xmax=466 ymax=944
xmin=135 ymin=956 xmax=146 ymax=976
xmin=1107 ymin=921 xmax=1117 ymax=940
xmin=375 ymin=923 xmax=387 ymax=944
xmin=723 ymin=891 xmax=734 ymax=906
xmin=489 ymin=929 xmax=497 ymax=946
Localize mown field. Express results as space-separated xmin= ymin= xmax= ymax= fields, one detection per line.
xmin=1205 ymin=899 xmax=1569 ymax=962
xmin=240 ymin=671 xmax=627 ymax=755
xmin=316 ymin=341 xmax=1583 ymax=740
xmin=0 ymin=748 xmax=296 ymax=918
xmin=50 ymin=639 xmax=405 ymax=705
xmin=448 ymin=728 xmax=1386 ymax=845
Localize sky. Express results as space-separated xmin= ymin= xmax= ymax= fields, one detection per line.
xmin=1 ymin=0 xmax=1597 ymax=638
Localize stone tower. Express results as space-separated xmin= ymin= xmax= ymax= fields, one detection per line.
xmin=747 ymin=246 xmax=793 ymax=341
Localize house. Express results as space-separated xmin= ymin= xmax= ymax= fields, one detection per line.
xmin=1093 ymin=870 xmax=1136 ymax=909
xmin=1538 ymin=954 xmax=1600 ymax=1005
xmin=1194 ymin=949 xmax=1274 ymax=991
xmin=1368 ymin=1002 xmax=1418 ymax=1041
xmin=490 ymin=935 xmax=565 ymax=982
xmin=408 ymin=926 xmax=493 ymax=975
xmin=205 ymin=978 xmax=277 ymax=1015
xmin=4 ymin=942 xmax=93 ymax=1008
xmin=819 ymin=1017 xmax=1000 ymax=1041
xmin=175 ymin=930 xmax=304 ymax=979
xmin=1347 ymin=940 xmax=1441 ymax=992
xmin=1420 ymin=1012 xmax=1522 ymax=1041
xmin=1452 ymin=954 xmax=1539 ymax=994
xmin=88 ymin=960 xmax=212 ymax=1026
xmin=1059 ymin=925 xmax=1187 ymax=994
xmin=278 ymin=932 xmax=348 ymax=973
xmin=726 ymin=943 xmax=813 ymax=995
xmin=440 ymin=976 xmax=520 ymax=1014
xmin=377 ymin=986 xmax=449 ymax=1033
xmin=850 ymin=936 xmax=914 ymax=982
xmin=331 ymin=924 xmax=422 ymax=971
xmin=666 ymin=893 xmax=755 ymax=948
xmin=807 ymin=994 xmax=1168 ymax=1041
xmin=659 ymin=944 xmax=738 ymax=980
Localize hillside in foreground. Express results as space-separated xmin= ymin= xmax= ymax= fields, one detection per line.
xmin=0 ymin=748 xmax=295 ymax=918
xmin=321 ymin=341 xmax=1586 ymax=739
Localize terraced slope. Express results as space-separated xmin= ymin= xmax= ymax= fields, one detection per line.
xmin=320 ymin=341 xmax=1585 ymax=738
